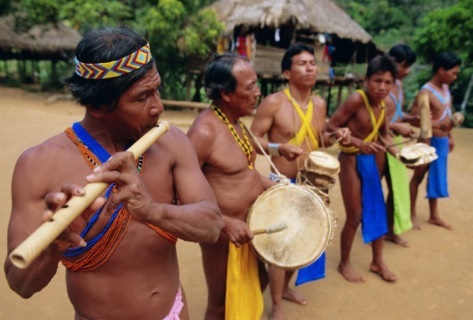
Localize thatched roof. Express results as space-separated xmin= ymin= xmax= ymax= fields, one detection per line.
xmin=208 ymin=0 xmax=372 ymax=44
xmin=0 ymin=15 xmax=82 ymax=60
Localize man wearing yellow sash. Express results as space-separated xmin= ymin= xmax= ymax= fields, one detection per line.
xmin=327 ymin=55 xmax=401 ymax=283
xmin=188 ymin=53 xmax=272 ymax=319
xmin=251 ymin=44 xmax=350 ymax=320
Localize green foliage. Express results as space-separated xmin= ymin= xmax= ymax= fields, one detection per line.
xmin=60 ymin=0 xmax=132 ymax=30
xmin=179 ymin=9 xmax=223 ymax=56
xmin=3 ymin=0 xmax=223 ymax=99
xmin=414 ymin=0 xmax=473 ymax=61
xmin=134 ymin=0 xmax=223 ymax=99
xmin=14 ymin=0 xmax=64 ymax=30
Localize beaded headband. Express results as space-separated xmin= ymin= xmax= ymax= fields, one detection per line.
xmin=74 ymin=43 xmax=152 ymax=80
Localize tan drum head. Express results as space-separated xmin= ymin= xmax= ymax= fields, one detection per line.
xmin=400 ymin=143 xmax=438 ymax=167
xmin=247 ymin=183 xmax=332 ymax=270
xmin=303 ymin=151 xmax=340 ymax=176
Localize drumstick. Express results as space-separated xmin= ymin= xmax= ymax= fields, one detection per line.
xmin=9 ymin=121 xmax=170 ymax=269
xmin=245 ymin=128 xmax=286 ymax=180
xmin=252 ymin=222 xmax=287 ymax=235
xmin=326 ymin=131 xmax=344 ymax=142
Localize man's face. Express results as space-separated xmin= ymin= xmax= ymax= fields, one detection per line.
xmin=226 ymin=60 xmax=261 ymax=116
xmin=111 ymin=67 xmax=164 ymax=140
xmin=441 ymin=65 xmax=461 ymax=85
xmin=397 ymin=61 xmax=411 ymax=80
xmin=365 ymin=71 xmax=395 ymax=104
xmin=284 ymin=51 xmax=317 ymax=87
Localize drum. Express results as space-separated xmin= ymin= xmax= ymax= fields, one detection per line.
xmin=299 ymin=151 xmax=340 ymax=191
xmin=303 ymin=151 xmax=340 ymax=176
xmin=400 ymin=142 xmax=438 ymax=167
xmin=452 ymin=111 xmax=464 ymax=126
xmin=247 ymin=183 xmax=335 ymax=270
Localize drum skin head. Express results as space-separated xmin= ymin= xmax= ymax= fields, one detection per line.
xmin=247 ymin=184 xmax=332 ymax=270
xmin=304 ymin=151 xmax=340 ymax=176
xmin=401 ymin=143 xmax=438 ymax=167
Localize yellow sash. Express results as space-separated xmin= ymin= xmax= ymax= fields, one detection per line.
xmin=225 ymin=242 xmax=263 ymax=320
xmin=339 ymin=90 xmax=385 ymax=154
xmin=284 ymin=88 xmax=319 ymax=150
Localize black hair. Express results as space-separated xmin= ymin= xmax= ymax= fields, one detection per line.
xmin=366 ymin=55 xmax=397 ymax=80
xmin=65 ymin=26 xmax=155 ymax=111
xmin=388 ymin=44 xmax=417 ymax=66
xmin=204 ymin=53 xmax=248 ymax=101
xmin=432 ymin=52 xmax=462 ymax=73
xmin=281 ymin=43 xmax=315 ymax=72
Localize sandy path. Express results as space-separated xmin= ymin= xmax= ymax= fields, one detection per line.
xmin=1 ymin=86 xmax=472 ymax=319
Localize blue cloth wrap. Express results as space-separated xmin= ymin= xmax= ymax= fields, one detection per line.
xmin=357 ymin=154 xmax=388 ymax=243
xmin=427 ymin=136 xmax=449 ymax=198
xmin=295 ymin=252 xmax=326 ymax=286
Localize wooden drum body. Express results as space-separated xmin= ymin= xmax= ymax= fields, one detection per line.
xmin=247 ymin=183 xmax=334 ymax=270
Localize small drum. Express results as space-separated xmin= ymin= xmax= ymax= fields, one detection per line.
xmin=303 ymin=151 xmax=340 ymax=176
xmin=400 ymin=142 xmax=438 ymax=167
xmin=452 ymin=111 xmax=464 ymax=126
xmin=247 ymin=183 xmax=335 ymax=270
xmin=299 ymin=151 xmax=340 ymax=191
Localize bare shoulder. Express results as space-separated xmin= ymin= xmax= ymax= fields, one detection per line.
xmin=12 ymin=133 xmax=77 ymax=202
xmin=257 ymin=91 xmax=287 ymax=112
xmin=186 ymin=110 xmax=217 ymax=141
xmin=312 ymin=94 xmax=327 ymax=109
xmin=156 ymin=125 xmax=197 ymax=155
xmin=334 ymin=91 xmax=362 ymax=115
xmin=15 ymin=133 xmax=72 ymax=171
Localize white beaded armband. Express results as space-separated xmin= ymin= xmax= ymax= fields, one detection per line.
xmin=268 ymin=143 xmax=281 ymax=157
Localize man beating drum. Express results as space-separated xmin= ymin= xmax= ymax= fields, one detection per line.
xmin=187 ymin=53 xmax=273 ymax=320
xmin=251 ymin=43 xmax=350 ymax=320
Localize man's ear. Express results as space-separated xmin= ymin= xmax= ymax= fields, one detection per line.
xmin=85 ymin=104 xmax=108 ymax=118
xmin=283 ymin=70 xmax=290 ymax=81
xmin=220 ymin=89 xmax=231 ymax=103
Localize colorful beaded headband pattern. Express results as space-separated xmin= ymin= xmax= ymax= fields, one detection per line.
xmin=74 ymin=43 xmax=152 ymax=80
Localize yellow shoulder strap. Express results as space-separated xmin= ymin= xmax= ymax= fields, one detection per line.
xmin=284 ymin=88 xmax=319 ymax=150
xmin=339 ymin=90 xmax=385 ymax=153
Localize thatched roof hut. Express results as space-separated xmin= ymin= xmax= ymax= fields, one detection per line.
xmin=0 ymin=15 xmax=81 ymax=61
xmin=210 ymin=0 xmax=372 ymax=44
xmin=207 ymin=0 xmax=379 ymax=66
xmin=193 ymin=0 xmax=381 ymax=105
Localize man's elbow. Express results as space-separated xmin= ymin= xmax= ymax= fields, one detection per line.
xmin=207 ymin=215 xmax=224 ymax=243
xmin=6 ymin=277 xmax=37 ymax=299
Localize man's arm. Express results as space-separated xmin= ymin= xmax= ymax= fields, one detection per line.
xmin=89 ymin=127 xmax=223 ymax=244
xmin=251 ymin=95 xmax=302 ymax=160
xmin=5 ymin=146 xmax=103 ymax=298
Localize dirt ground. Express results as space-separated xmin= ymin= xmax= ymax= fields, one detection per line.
xmin=1 ymin=86 xmax=472 ymax=320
